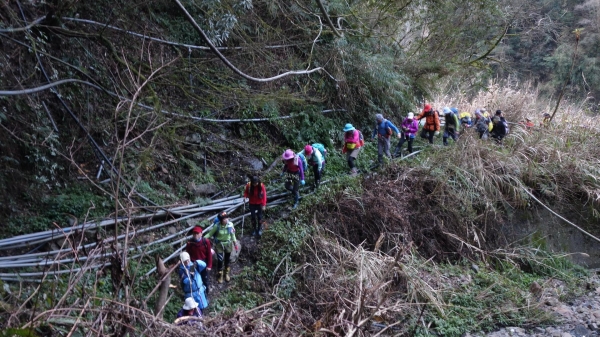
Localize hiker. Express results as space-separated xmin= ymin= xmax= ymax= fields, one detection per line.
xmin=490 ymin=110 xmax=508 ymax=144
xmin=185 ymin=226 xmax=212 ymax=294
xmin=459 ymin=111 xmax=472 ymax=129
xmin=521 ymin=117 xmax=534 ymax=130
xmin=372 ymin=113 xmax=401 ymax=166
xmin=541 ymin=112 xmax=552 ymax=128
xmin=178 ymin=252 xmax=209 ymax=311
xmin=416 ymin=104 xmax=440 ymax=144
xmin=342 ymin=124 xmax=364 ymax=176
xmin=394 ymin=112 xmax=419 ymax=157
xmin=174 ymin=297 xmax=203 ymax=328
xmin=281 ymin=149 xmax=305 ymax=209
xmin=177 ymin=297 xmax=202 ymax=319
xmin=474 ymin=110 xmax=491 ymax=140
xmin=203 ymin=211 xmax=238 ymax=283
xmin=243 ymin=176 xmax=267 ymax=237
xmin=298 ymin=144 xmax=326 ymax=189
xmin=442 ymin=107 xmax=460 ymax=146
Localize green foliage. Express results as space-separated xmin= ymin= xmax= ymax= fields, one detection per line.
xmin=423 ymin=255 xmax=587 ymax=337
xmin=2 ymin=186 xmax=111 ymax=237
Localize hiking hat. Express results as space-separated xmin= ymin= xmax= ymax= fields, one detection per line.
xmin=526 ymin=116 xmax=532 ymax=121
xmin=443 ymin=107 xmax=452 ymax=115
xmin=182 ymin=297 xmax=199 ymax=310
xmin=451 ymin=107 xmax=459 ymax=114
xmin=304 ymin=145 xmax=313 ymax=155
xmin=191 ymin=226 xmax=203 ymax=234
xmin=423 ymin=104 xmax=432 ymax=112
xmin=407 ymin=112 xmax=414 ymax=119
xmin=180 ymin=252 xmax=191 ymax=263
xmin=543 ymin=112 xmax=551 ymax=118
xmin=282 ymin=149 xmax=295 ymax=160
xmin=343 ymin=123 xmax=355 ymax=132
xmin=217 ymin=211 xmax=228 ymax=222
xmin=495 ymin=110 xmax=502 ymax=115
xmin=375 ymin=113 xmax=384 ymax=121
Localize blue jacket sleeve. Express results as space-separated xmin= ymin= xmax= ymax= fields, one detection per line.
xmin=194 ymin=260 xmax=207 ymax=272
xmin=387 ymin=121 xmax=400 ymax=135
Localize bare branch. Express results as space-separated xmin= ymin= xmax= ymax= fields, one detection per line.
xmin=173 ymin=0 xmax=332 ymax=82
xmin=0 ymin=16 xmax=44 ymax=32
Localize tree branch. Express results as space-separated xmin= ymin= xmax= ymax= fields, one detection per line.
xmin=0 ymin=16 xmax=44 ymax=32
xmin=315 ymin=0 xmax=343 ymax=37
xmin=0 ymin=79 xmax=103 ymax=96
xmin=173 ymin=0 xmax=331 ymax=82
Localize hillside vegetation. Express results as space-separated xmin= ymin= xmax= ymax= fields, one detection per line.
xmin=0 ymin=0 xmax=599 ymax=336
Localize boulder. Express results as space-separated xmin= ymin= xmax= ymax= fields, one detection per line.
xmin=191 ymin=183 xmax=218 ymax=196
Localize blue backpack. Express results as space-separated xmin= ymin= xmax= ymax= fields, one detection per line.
xmin=311 ymin=143 xmax=327 ymax=159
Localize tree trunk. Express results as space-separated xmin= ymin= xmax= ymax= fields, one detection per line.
xmin=154 ymin=256 xmax=170 ymax=319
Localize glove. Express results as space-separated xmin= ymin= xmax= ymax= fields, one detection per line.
xmin=434 ymin=131 xmax=440 ymax=136
xmin=261 ymin=205 xmax=266 ymax=211
xmin=301 ymin=180 xmax=305 ymax=185
xmin=235 ymin=244 xmax=239 ymax=251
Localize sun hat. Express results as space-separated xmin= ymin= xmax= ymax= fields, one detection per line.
xmin=182 ymin=297 xmax=199 ymax=310
xmin=180 ymin=252 xmax=191 ymax=263
xmin=304 ymin=145 xmax=313 ymax=155
xmin=407 ymin=112 xmax=414 ymax=119
xmin=282 ymin=149 xmax=294 ymax=160
xmin=343 ymin=123 xmax=355 ymax=132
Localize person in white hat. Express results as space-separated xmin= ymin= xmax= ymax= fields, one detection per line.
xmin=394 ymin=112 xmax=419 ymax=157
xmin=177 ymin=297 xmax=202 ymax=319
xmin=178 ymin=252 xmax=209 ymax=311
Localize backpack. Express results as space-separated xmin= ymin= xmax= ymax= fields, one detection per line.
xmin=311 ymin=143 xmax=327 ymax=158
xmin=476 ymin=118 xmax=489 ymax=133
xmin=357 ymin=130 xmax=365 ymax=147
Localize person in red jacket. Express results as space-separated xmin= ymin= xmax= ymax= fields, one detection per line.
xmin=185 ymin=226 xmax=213 ymax=294
xmin=416 ymin=104 xmax=440 ymax=144
xmin=243 ymin=175 xmax=267 ymax=237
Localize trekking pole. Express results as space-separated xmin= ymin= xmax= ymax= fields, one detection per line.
xmin=241 ymin=198 xmax=246 ymax=238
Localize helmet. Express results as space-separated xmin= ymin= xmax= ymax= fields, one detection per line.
xmin=304 ymin=145 xmax=313 ymax=155
xmin=282 ymin=149 xmax=295 ymax=160
xmin=180 ymin=252 xmax=191 ymax=263
xmin=407 ymin=112 xmax=414 ymax=119
xmin=217 ymin=211 xmax=228 ymax=222
xmin=343 ymin=123 xmax=355 ymax=132
xmin=424 ymin=104 xmax=432 ymax=112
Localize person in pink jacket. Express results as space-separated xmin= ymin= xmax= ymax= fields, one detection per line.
xmin=342 ymin=123 xmax=364 ymax=176
xmin=393 ymin=113 xmax=419 ymax=157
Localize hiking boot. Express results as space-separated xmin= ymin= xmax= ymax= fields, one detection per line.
xmin=225 ymin=267 xmax=231 ymax=282
xmin=217 ymin=270 xmax=224 ymax=284
xmin=292 ymin=201 xmax=299 ymax=209
xmin=349 ymin=168 xmax=358 ymax=177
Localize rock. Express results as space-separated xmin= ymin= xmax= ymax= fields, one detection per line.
xmin=245 ymin=157 xmax=264 ymax=171
xmin=554 ymin=305 xmax=574 ymax=317
xmin=593 ymin=310 xmax=600 ymax=319
xmin=535 ymin=327 xmax=545 ymax=333
xmin=471 ymin=264 xmax=479 ymax=273
xmin=185 ymin=133 xmax=202 ymax=144
xmin=167 ymin=227 xmax=177 ymax=235
xmin=572 ymin=324 xmax=591 ymax=337
xmin=191 ymin=183 xmax=218 ymax=196
xmin=561 ymin=333 xmax=573 ymax=337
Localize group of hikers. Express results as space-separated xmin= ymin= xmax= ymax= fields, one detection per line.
xmin=342 ymin=104 xmax=513 ymax=173
xmin=170 ymin=103 xmax=539 ymax=324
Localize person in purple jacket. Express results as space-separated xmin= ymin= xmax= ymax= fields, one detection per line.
xmin=393 ymin=112 xmax=419 ymax=157
xmin=281 ymin=149 xmax=305 ymax=209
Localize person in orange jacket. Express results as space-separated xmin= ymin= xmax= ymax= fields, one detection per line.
xmin=416 ymin=104 xmax=440 ymax=144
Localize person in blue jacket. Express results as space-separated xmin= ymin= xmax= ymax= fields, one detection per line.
xmin=178 ymin=252 xmax=209 ymax=312
xmin=372 ymin=113 xmax=401 ymax=166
